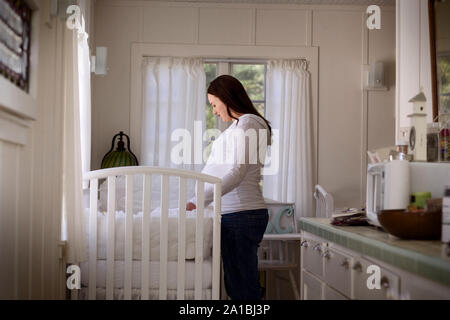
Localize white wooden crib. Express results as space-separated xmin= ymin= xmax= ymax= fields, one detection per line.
xmin=75 ymin=166 xmax=222 ymax=300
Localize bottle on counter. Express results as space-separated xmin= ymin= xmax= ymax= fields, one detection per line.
xmin=443 ymin=186 xmax=450 ymax=243
xmin=427 ymin=122 xmax=440 ymax=162
xmin=440 ymin=127 xmax=450 ymax=162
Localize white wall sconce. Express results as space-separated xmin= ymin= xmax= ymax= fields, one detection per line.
xmin=91 ymin=47 xmax=108 ymax=76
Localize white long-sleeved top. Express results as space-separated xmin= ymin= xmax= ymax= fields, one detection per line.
xmin=190 ymin=113 xmax=271 ymax=214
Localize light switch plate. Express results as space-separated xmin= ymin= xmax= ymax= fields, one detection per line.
xmin=398 ymin=126 xmax=410 ymax=146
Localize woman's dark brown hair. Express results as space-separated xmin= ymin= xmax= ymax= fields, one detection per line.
xmin=208 ymin=75 xmax=272 ymax=136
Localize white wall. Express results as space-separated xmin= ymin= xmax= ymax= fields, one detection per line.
xmin=92 ymin=0 xmax=396 ymax=209
xmin=0 ymin=3 xmax=61 ymax=299
xmin=0 ymin=0 xmax=95 ymax=299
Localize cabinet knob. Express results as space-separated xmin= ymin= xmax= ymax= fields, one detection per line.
xmin=381 ymin=276 xmax=390 ymax=289
xmin=301 ymin=240 xmax=309 ymax=247
xmin=352 ymin=261 xmax=362 ymax=272
xmin=313 ymin=244 xmax=322 ymax=253
xmin=340 ymin=259 xmax=349 ymax=268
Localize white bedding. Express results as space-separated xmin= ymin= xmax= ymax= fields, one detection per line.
xmin=80 ymin=259 xmax=212 ymax=289
xmin=85 ymin=206 xmax=215 ymax=261
xmin=79 ymin=287 xmax=212 ymax=300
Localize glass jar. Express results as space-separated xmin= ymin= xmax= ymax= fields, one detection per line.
xmin=427 ymin=122 xmax=440 ymax=162
xmin=440 ymin=127 xmax=450 ymax=162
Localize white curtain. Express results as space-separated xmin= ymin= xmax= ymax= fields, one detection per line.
xmin=141 ymin=57 xmax=206 ymax=205
xmin=62 ymin=16 xmax=91 ymax=263
xmin=263 ymin=59 xmax=314 ymax=219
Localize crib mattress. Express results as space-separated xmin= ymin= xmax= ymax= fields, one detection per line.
xmin=80 ymin=259 xmax=212 ymax=290
xmin=85 ymin=206 xmax=215 ymax=261
xmin=79 ymin=287 xmax=212 ymax=300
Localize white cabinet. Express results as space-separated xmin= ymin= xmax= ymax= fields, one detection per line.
xmin=323 ymin=247 xmax=352 ymax=298
xmin=324 ymin=284 xmax=349 ymax=300
xmin=300 ymin=231 xmax=450 ymax=300
xmin=351 ymin=257 xmax=400 ymax=300
xmin=301 ymin=238 xmax=324 ymax=278
xmin=302 ymin=270 xmax=323 ymax=300
xmin=399 ymin=272 xmax=450 ymax=300
xmin=301 ymin=234 xmax=352 ymax=300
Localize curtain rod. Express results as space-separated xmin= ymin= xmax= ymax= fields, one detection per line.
xmin=142 ymin=56 xmax=268 ymax=63
xmin=142 ymin=56 xmax=309 ymax=67
xmin=204 ymin=58 xmax=268 ymax=64
xmin=144 ymin=55 xmax=308 ymax=64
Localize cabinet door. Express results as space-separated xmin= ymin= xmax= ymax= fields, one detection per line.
xmin=302 ymin=270 xmax=323 ymax=300
xmin=324 ymin=284 xmax=349 ymax=300
xmin=301 ymin=238 xmax=324 ymax=279
xmin=352 ymin=257 xmax=400 ymax=300
xmin=400 ymin=274 xmax=450 ymax=300
xmin=323 ymin=247 xmax=352 ymax=298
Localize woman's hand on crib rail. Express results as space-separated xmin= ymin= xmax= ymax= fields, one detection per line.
xmin=186 ymin=202 xmax=196 ymax=211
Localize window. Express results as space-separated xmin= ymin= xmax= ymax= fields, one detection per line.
xmin=203 ymin=60 xmax=267 ymax=191
xmin=0 ymin=0 xmax=32 ymax=92
xmin=437 ymin=54 xmax=450 ymax=115
xmin=204 ymin=63 xmax=217 ymax=130
xmin=203 ymin=61 xmax=267 ymax=131
xmin=231 ymin=63 xmax=266 ymax=117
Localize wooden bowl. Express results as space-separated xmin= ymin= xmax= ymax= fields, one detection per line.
xmin=378 ymin=209 xmax=442 ymax=240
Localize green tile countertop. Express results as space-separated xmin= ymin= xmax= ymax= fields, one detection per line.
xmin=299 ymin=218 xmax=450 ymax=287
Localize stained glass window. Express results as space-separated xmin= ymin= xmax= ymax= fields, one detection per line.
xmin=0 ymin=0 xmax=32 ymax=92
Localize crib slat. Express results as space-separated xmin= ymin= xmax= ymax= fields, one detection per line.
xmin=159 ymin=175 xmax=169 ymax=300
xmin=71 ymin=286 xmax=79 ymax=300
xmin=71 ymin=264 xmax=79 ymax=300
xmin=194 ymin=180 xmax=204 ymax=300
xmin=212 ymin=182 xmax=221 ymax=300
xmin=269 ymin=241 xmax=274 ymax=260
xmin=124 ymin=175 xmax=134 ymax=300
xmin=141 ymin=174 xmax=152 ymax=300
xmin=106 ymin=176 xmax=116 ymax=300
xmin=177 ymin=177 xmax=187 ymax=300
xmin=88 ymin=179 xmax=98 ymax=300
xmin=279 ymin=241 xmax=284 ymax=262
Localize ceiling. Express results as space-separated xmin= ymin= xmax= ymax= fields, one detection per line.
xmin=136 ymin=0 xmax=395 ymax=6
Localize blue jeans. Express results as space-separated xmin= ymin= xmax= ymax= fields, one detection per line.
xmin=221 ymin=208 xmax=269 ymax=300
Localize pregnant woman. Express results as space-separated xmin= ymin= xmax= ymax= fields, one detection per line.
xmin=187 ymin=75 xmax=272 ymax=300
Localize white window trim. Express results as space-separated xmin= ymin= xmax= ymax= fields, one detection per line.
xmin=0 ymin=0 xmax=40 ymax=121
xmin=130 ymin=43 xmax=319 ymax=166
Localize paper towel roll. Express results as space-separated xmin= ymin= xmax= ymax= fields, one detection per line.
xmin=384 ymin=160 xmax=410 ymax=210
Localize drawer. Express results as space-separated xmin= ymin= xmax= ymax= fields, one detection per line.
xmin=400 ymin=273 xmax=450 ymax=300
xmin=323 ymin=247 xmax=352 ymax=298
xmin=301 ymin=238 xmax=325 ymax=278
xmin=302 ymin=270 xmax=323 ymax=300
xmin=324 ymin=284 xmax=349 ymax=300
xmin=352 ymin=257 xmax=400 ymax=300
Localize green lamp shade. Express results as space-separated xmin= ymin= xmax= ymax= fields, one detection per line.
xmin=101 ymin=131 xmax=139 ymax=169
xmin=101 ymin=150 xmax=138 ymax=168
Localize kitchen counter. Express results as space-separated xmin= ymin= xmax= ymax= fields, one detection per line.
xmin=299 ymin=218 xmax=450 ymax=287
